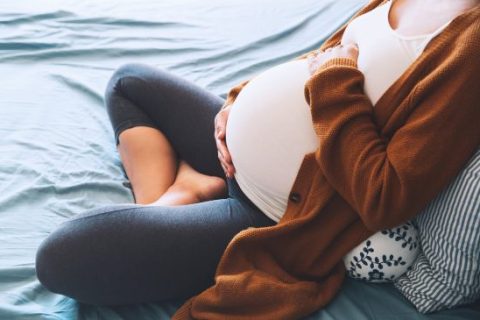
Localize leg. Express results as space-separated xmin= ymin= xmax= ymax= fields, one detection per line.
xmin=116 ymin=126 xmax=178 ymax=204
xmin=35 ymin=179 xmax=276 ymax=306
xmin=105 ymin=63 xmax=227 ymax=204
xmin=150 ymin=159 xmax=227 ymax=206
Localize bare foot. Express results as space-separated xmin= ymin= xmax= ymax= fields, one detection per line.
xmin=147 ymin=160 xmax=227 ymax=206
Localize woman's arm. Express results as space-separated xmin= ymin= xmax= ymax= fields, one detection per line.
xmin=304 ymin=57 xmax=480 ymax=232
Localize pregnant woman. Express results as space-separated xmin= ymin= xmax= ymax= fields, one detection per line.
xmin=36 ymin=0 xmax=480 ymax=318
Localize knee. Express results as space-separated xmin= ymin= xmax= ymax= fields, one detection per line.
xmin=106 ymin=63 xmax=145 ymax=94
xmin=35 ymin=221 xmax=102 ymax=304
xmin=112 ymin=63 xmax=144 ymax=80
xmin=35 ymin=206 xmax=137 ymax=304
xmin=35 ymin=232 xmax=68 ymax=295
xmin=36 ymin=216 xmax=94 ymax=297
xmin=35 ymin=208 xmax=114 ymax=295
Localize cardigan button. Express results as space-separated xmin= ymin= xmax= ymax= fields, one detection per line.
xmin=288 ymin=192 xmax=301 ymax=203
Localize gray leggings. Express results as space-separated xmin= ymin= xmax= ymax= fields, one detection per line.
xmin=35 ymin=63 xmax=276 ymax=306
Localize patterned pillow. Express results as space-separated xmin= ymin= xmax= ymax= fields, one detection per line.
xmin=343 ymin=220 xmax=420 ymax=283
xmin=394 ymin=147 xmax=480 ymax=314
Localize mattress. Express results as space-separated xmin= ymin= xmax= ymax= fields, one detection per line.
xmin=0 ymin=0 xmax=478 ymax=319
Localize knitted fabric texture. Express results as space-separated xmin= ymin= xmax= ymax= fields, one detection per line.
xmin=172 ymin=1 xmax=480 ymax=318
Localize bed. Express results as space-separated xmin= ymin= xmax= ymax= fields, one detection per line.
xmin=0 ymin=0 xmax=479 ymax=319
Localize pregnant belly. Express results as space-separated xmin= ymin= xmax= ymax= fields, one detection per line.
xmin=226 ymin=59 xmax=319 ymax=204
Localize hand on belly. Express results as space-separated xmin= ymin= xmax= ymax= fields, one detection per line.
xmin=226 ymin=59 xmax=319 ymax=194
xmin=306 ymin=43 xmax=359 ymax=75
xmin=214 ymin=104 xmax=235 ymax=178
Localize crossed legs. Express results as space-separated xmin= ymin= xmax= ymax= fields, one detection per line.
xmin=105 ymin=63 xmax=229 ymax=205
xmin=35 ymin=63 xmax=277 ymax=305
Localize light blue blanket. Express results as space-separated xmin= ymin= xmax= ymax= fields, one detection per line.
xmin=0 ymin=0 xmax=478 ymax=319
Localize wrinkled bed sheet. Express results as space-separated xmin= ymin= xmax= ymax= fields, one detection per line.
xmin=0 ymin=0 xmax=479 ymax=319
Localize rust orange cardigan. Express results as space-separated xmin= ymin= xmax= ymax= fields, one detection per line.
xmin=172 ymin=1 xmax=480 ymax=319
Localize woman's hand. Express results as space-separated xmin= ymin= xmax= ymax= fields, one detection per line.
xmin=306 ymin=43 xmax=359 ymax=75
xmin=214 ymin=104 xmax=236 ymax=178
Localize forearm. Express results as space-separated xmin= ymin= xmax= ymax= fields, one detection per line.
xmin=304 ymin=58 xmax=480 ymax=231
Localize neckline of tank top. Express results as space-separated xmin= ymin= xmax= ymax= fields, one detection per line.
xmin=385 ymin=0 xmax=454 ymax=41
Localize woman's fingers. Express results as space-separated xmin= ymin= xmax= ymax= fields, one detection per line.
xmin=345 ymin=43 xmax=359 ymax=59
xmin=218 ymin=150 xmax=234 ymax=177
xmin=306 ymin=53 xmax=321 ymax=75
xmin=216 ymin=139 xmax=232 ymax=164
xmin=307 ymin=43 xmax=359 ymax=75
xmin=214 ymin=108 xmax=228 ymax=139
xmin=214 ymin=115 xmax=235 ymax=177
xmin=216 ymin=126 xmax=225 ymax=139
xmin=216 ymin=136 xmax=234 ymax=169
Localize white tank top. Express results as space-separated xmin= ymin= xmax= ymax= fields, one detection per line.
xmin=226 ymin=0 xmax=451 ymax=223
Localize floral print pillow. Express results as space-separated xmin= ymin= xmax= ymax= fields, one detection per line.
xmin=343 ymin=220 xmax=420 ymax=283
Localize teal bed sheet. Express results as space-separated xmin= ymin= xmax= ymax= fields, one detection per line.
xmin=0 ymin=0 xmax=478 ymax=319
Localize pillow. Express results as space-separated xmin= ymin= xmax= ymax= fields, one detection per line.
xmin=394 ymin=147 xmax=480 ymax=314
xmin=343 ymin=220 xmax=420 ymax=283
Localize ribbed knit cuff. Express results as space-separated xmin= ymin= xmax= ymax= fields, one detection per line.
xmin=316 ymin=57 xmax=358 ymax=74
xmin=304 ymin=56 xmax=364 ymax=109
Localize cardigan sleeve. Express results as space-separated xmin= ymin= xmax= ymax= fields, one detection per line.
xmin=304 ymin=57 xmax=480 ymax=232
